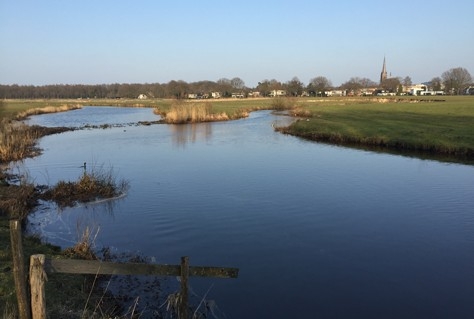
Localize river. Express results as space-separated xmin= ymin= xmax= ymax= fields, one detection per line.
xmin=17 ymin=106 xmax=474 ymax=318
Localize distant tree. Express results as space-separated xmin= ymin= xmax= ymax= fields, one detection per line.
xmin=360 ymin=78 xmax=378 ymax=88
xmin=308 ymin=76 xmax=332 ymax=96
xmin=381 ymin=77 xmax=401 ymax=92
xmin=217 ymin=78 xmax=233 ymax=97
xmin=285 ymin=77 xmax=304 ymax=96
xmin=257 ymin=79 xmax=283 ymax=96
xmin=430 ymin=77 xmax=443 ymax=91
xmin=442 ymin=67 xmax=472 ymax=94
xmin=340 ymin=77 xmax=364 ymax=94
xmin=256 ymin=80 xmax=271 ymax=96
xmin=167 ymin=80 xmax=189 ymax=99
xmin=230 ymin=77 xmax=245 ymax=90
xmin=268 ymin=79 xmax=282 ymax=91
xmin=402 ymin=76 xmax=412 ymax=87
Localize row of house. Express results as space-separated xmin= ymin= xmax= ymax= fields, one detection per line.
xmin=137 ymin=84 xmax=453 ymax=100
xmin=186 ymin=89 xmax=287 ymax=99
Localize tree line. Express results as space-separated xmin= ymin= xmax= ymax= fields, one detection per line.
xmin=1 ymin=67 xmax=471 ymax=99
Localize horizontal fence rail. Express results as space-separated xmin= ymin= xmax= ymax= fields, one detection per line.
xmin=44 ymin=258 xmax=239 ymax=278
xmin=30 ymin=254 xmax=238 ymax=319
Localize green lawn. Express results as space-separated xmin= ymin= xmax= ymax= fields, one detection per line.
xmin=284 ymin=96 xmax=474 ymax=160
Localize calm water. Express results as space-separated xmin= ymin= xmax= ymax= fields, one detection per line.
xmin=17 ymin=106 xmax=474 ymax=318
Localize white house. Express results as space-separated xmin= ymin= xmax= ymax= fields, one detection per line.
xmin=248 ymin=91 xmax=261 ymax=98
xmin=269 ymin=90 xmax=286 ymax=97
xmin=231 ymin=92 xmax=245 ymax=98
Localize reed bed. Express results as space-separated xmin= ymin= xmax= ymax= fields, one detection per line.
xmin=15 ymin=104 xmax=82 ymax=120
xmin=0 ymin=119 xmax=41 ymax=163
xmin=0 ymin=104 xmax=82 ymax=163
xmin=42 ymin=167 xmax=129 ymax=208
xmin=156 ymin=101 xmax=230 ymax=124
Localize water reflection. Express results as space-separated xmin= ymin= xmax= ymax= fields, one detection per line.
xmin=19 ymin=107 xmax=474 ymax=319
xmin=169 ymin=123 xmax=213 ymax=148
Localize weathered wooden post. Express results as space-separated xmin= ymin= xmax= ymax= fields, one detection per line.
xmin=179 ymin=256 xmax=189 ymax=319
xmin=29 ymin=254 xmax=47 ymax=319
xmin=9 ymin=219 xmax=31 ymax=319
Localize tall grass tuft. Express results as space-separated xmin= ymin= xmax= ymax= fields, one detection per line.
xmin=64 ymin=225 xmax=99 ymax=260
xmin=0 ymin=173 xmax=37 ymax=219
xmin=270 ymin=97 xmax=295 ymax=111
xmin=159 ymin=100 xmax=229 ymax=124
xmin=42 ymin=165 xmax=129 ymax=208
xmin=0 ymin=119 xmax=41 ymax=163
xmin=15 ymin=104 xmax=82 ymax=120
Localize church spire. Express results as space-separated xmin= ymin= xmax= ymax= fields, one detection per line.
xmin=380 ymin=56 xmax=388 ymax=84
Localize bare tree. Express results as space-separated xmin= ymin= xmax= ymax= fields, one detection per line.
xmin=230 ymin=77 xmax=245 ymax=90
xmin=308 ymin=76 xmax=332 ymax=96
xmin=442 ymin=67 xmax=472 ymax=94
xmin=430 ymin=77 xmax=443 ymax=91
xmin=256 ymin=80 xmax=271 ymax=97
xmin=402 ymin=76 xmax=412 ymax=87
xmin=340 ymin=77 xmax=364 ymax=94
xmin=381 ymin=77 xmax=401 ymax=93
xmin=167 ymin=80 xmax=189 ymax=99
xmin=217 ymin=78 xmax=233 ymax=97
xmin=285 ymin=77 xmax=304 ymax=96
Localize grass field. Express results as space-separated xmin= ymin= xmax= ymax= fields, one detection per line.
xmin=281 ymin=96 xmax=474 ymax=160
xmin=2 ymin=96 xmax=473 ymax=161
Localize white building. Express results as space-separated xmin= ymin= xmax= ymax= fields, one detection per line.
xmin=269 ymin=90 xmax=286 ymax=97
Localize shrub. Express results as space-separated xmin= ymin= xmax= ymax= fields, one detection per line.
xmin=271 ymin=97 xmax=295 ymax=110
xmin=42 ymin=166 xmax=129 ymax=208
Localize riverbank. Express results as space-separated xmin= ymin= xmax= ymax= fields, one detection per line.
xmin=278 ymin=96 xmax=474 ymax=162
xmin=3 ymin=96 xmax=473 ymax=162
xmin=0 ymin=104 xmax=129 ymax=318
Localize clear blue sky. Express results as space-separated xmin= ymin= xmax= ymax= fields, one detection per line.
xmin=1 ymin=0 xmax=473 ymax=87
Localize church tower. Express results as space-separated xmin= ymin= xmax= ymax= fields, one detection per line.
xmin=380 ymin=56 xmax=388 ymax=84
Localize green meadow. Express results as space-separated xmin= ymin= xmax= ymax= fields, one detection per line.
xmin=1 ymin=96 xmax=474 ymax=161
xmin=284 ymin=96 xmax=474 ymax=159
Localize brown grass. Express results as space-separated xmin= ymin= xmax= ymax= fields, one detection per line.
xmin=42 ymin=167 xmax=129 ymax=208
xmin=0 ymin=119 xmax=41 ymax=163
xmin=155 ymin=101 xmax=230 ymax=124
xmin=1 ymin=104 xmax=78 ymax=164
xmin=15 ymin=104 xmax=82 ymax=120
xmin=0 ymin=181 xmax=37 ymax=219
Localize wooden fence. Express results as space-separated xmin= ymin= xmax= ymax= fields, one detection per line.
xmin=29 ymin=254 xmax=238 ymax=319
xmin=9 ymin=219 xmax=238 ymax=319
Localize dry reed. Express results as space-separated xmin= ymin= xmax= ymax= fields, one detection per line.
xmin=0 ymin=119 xmax=40 ymax=163
xmin=42 ymin=166 xmax=129 ymax=208
xmin=159 ymin=101 xmax=229 ymax=124
xmin=15 ymin=104 xmax=82 ymax=120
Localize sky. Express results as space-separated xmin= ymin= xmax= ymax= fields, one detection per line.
xmin=1 ymin=0 xmax=473 ymax=88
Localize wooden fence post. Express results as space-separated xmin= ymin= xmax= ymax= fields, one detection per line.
xmin=179 ymin=256 xmax=189 ymax=319
xmin=10 ymin=219 xmax=31 ymax=319
xmin=29 ymin=255 xmax=47 ymax=319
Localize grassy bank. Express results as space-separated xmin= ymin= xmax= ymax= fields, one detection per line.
xmin=0 ymin=217 xmax=121 ymax=318
xmin=0 ymin=101 xmax=130 ymax=317
xmin=1 ymin=97 xmax=277 ymax=123
xmin=279 ymin=96 xmax=474 ymax=160
xmin=0 ymin=168 xmax=128 ymax=318
xmin=3 ymin=97 xmax=473 ymax=161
